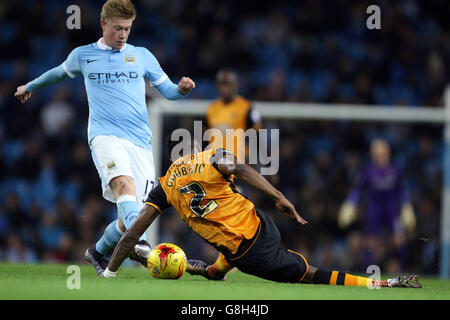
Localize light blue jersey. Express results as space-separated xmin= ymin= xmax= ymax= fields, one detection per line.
xmin=27 ymin=38 xmax=186 ymax=150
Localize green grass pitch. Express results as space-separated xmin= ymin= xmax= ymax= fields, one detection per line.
xmin=0 ymin=263 xmax=449 ymax=300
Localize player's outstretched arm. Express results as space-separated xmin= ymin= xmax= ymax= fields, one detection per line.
xmin=217 ymin=155 xmax=308 ymax=225
xmin=14 ymin=85 xmax=32 ymax=104
xmin=102 ymin=205 xmax=160 ymax=278
xmin=14 ymin=64 xmax=69 ymax=104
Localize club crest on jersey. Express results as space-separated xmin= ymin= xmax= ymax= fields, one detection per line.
xmin=107 ymin=161 xmax=116 ymax=169
xmin=125 ymin=55 xmax=135 ymax=64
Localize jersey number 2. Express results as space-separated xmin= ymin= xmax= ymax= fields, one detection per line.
xmin=178 ymin=182 xmax=218 ymax=218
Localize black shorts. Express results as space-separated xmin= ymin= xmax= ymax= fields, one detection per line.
xmin=224 ymin=209 xmax=309 ymax=283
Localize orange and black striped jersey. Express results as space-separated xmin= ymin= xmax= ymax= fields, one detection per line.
xmin=145 ymin=148 xmax=260 ymax=255
xmin=206 ymin=96 xmax=261 ymax=161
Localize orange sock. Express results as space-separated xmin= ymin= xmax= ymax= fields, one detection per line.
xmin=208 ymin=253 xmax=233 ymax=278
xmin=342 ymin=273 xmax=372 ymax=287
xmin=313 ymin=269 xmax=373 ymax=287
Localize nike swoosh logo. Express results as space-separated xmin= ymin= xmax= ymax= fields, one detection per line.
xmin=87 ymin=59 xmax=98 ymax=64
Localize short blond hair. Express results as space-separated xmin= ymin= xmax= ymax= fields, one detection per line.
xmin=100 ymin=0 xmax=136 ymax=22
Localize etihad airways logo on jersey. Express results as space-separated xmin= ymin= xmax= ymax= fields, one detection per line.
xmin=88 ymin=71 xmax=139 ymax=84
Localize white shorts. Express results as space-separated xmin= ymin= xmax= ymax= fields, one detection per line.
xmin=89 ymin=135 xmax=155 ymax=208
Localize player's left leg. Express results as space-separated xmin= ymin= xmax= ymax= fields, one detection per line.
xmin=303 ymin=265 xmax=421 ymax=288
xmin=239 ymin=214 xmax=421 ymax=288
xmin=242 ymin=211 xmax=420 ymax=288
xmin=303 ymin=265 xmax=375 ymax=286
xmin=113 ymin=138 xmax=156 ymax=245
xmin=188 ymin=208 xmax=421 ymax=288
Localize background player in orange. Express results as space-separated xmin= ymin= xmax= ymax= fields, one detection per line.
xmin=100 ymin=136 xmax=421 ymax=288
xmin=206 ymin=70 xmax=262 ymax=162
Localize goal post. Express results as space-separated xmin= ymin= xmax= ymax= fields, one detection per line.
xmin=442 ymin=86 xmax=450 ymax=279
xmin=148 ymin=85 xmax=450 ymax=279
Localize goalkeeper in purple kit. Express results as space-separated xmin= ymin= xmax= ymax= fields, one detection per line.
xmin=338 ymin=139 xmax=416 ymax=270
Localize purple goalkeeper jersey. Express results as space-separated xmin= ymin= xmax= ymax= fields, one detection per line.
xmin=347 ymin=164 xmax=409 ymax=234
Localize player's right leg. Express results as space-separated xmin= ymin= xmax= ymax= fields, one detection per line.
xmin=109 ymin=174 xmax=151 ymax=266
xmin=232 ymin=210 xmax=422 ymax=288
xmin=187 ymin=253 xmax=231 ymax=280
xmin=85 ymin=135 xmax=152 ymax=274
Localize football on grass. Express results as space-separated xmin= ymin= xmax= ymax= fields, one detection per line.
xmin=147 ymin=243 xmax=187 ymax=279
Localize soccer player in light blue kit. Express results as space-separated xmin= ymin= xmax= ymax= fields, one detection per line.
xmin=14 ymin=0 xmax=195 ymax=274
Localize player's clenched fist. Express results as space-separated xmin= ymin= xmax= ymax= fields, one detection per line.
xmin=14 ymin=85 xmax=32 ymax=104
xmin=177 ymin=77 xmax=195 ymax=95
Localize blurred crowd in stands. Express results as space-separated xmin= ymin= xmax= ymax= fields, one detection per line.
xmin=0 ymin=0 xmax=448 ymax=274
